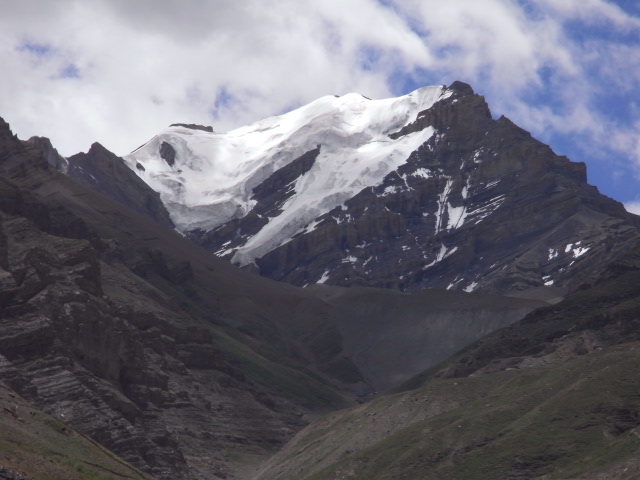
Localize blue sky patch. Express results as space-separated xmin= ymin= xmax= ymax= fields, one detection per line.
xmin=357 ymin=45 xmax=383 ymax=72
xmin=19 ymin=41 xmax=54 ymax=57
xmin=59 ymin=63 xmax=80 ymax=79
xmin=210 ymin=87 xmax=236 ymax=119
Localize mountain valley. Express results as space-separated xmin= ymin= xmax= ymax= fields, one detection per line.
xmin=1 ymin=81 xmax=640 ymax=479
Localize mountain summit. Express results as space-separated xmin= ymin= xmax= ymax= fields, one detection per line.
xmin=125 ymin=82 xmax=639 ymax=299
xmin=124 ymin=84 xmax=448 ymax=239
xmin=2 ymin=81 xmax=640 ymax=479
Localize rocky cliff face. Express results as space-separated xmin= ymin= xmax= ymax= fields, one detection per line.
xmin=127 ymin=82 xmax=639 ymax=299
xmin=27 ymin=137 xmax=175 ymax=229
xmin=0 ymin=116 xmax=545 ymax=479
xmin=0 ymin=119 xmax=328 ymax=479
xmin=241 ymin=82 xmax=638 ymax=296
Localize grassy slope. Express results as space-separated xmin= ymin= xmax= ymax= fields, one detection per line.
xmin=256 ymin=258 xmax=640 ymax=479
xmin=0 ymin=382 xmax=153 ymax=480
xmin=257 ymin=342 xmax=640 ymax=480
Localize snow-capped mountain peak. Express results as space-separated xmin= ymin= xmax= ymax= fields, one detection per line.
xmin=124 ymin=84 xmax=449 ymax=261
xmin=123 ymin=81 xmax=634 ymax=296
xmin=125 ymin=86 xmax=446 ymax=232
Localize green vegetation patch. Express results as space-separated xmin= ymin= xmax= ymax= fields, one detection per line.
xmin=210 ymin=326 xmax=348 ymax=409
xmin=264 ymin=342 xmax=640 ymax=480
xmin=0 ymin=383 xmax=152 ymax=480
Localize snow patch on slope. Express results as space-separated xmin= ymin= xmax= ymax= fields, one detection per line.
xmin=317 ymin=270 xmax=330 ymax=284
xmin=125 ymin=84 xmax=449 ymax=263
xmin=233 ymin=126 xmax=436 ymax=264
xmin=435 ymin=178 xmax=453 ymax=234
xmin=447 ymin=202 xmax=467 ymax=230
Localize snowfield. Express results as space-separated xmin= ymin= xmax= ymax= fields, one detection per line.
xmin=125 ymin=85 xmax=450 ymax=265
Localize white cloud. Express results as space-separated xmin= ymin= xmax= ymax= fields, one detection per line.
xmin=0 ymin=0 xmax=638 ymax=196
xmin=537 ymin=0 xmax=640 ymax=30
xmin=389 ymin=0 xmax=580 ymax=90
xmin=1 ymin=0 xmax=430 ymax=155
xmin=624 ymin=201 xmax=640 ymax=215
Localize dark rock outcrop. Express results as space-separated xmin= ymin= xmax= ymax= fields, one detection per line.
xmin=169 ymin=123 xmax=214 ymax=132
xmin=62 ymin=142 xmax=175 ymax=228
xmin=0 ymin=466 xmax=34 ymax=480
xmin=25 ymin=136 xmax=68 ymax=172
xmin=159 ymin=141 xmax=176 ymax=167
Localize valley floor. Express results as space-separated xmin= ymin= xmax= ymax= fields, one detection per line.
xmin=254 ymin=340 xmax=640 ymax=480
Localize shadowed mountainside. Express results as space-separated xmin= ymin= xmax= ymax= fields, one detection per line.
xmin=0 ymin=117 xmax=543 ymax=479
xmin=256 ymin=241 xmax=640 ymax=480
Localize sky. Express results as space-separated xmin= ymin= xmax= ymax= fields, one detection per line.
xmin=1 ymin=0 xmax=639 ymax=212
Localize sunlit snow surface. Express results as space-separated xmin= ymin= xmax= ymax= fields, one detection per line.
xmin=125 ymin=85 xmax=449 ymax=264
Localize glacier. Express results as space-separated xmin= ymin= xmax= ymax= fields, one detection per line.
xmin=124 ymin=84 xmax=451 ymax=265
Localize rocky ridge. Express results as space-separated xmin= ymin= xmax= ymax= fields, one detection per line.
xmin=127 ymin=82 xmax=640 ymax=300
xmin=239 ymin=83 xmax=639 ymax=296
xmin=29 ymin=138 xmax=175 ymax=229
xmin=0 ymin=116 xmax=544 ymax=479
xmin=0 ymin=120 xmax=332 ymax=479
